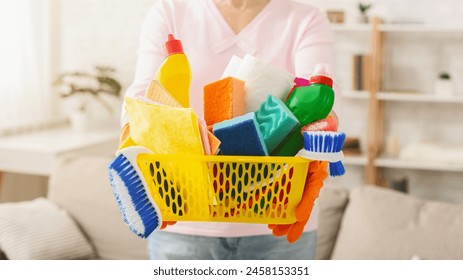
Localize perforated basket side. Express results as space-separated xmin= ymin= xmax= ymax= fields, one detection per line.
xmin=138 ymin=154 xmax=310 ymax=224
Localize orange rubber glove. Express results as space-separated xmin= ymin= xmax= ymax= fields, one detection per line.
xmin=268 ymin=160 xmax=328 ymax=243
xmin=160 ymin=221 xmax=177 ymax=229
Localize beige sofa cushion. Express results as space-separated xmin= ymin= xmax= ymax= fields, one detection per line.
xmin=316 ymin=185 xmax=349 ymax=260
xmin=48 ymin=154 xmax=148 ymax=260
xmin=0 ymin=198 xmax=94 ymax=260
xmin=331 ymin=186 xmax=463 ymax=260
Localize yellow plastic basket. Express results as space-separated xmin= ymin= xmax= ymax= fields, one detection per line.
xmin=137 ymin=154 xmax=310 ymax=224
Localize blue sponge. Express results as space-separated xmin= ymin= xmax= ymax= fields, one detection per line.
xmin=213 ymin=112 xmax=269 ymax=156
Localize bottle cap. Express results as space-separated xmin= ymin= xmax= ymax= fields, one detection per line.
xmin=164 ymin=34 xmax=184 ymax=56
xmin=309 ymin=63 xmax=333 ymax=87
xmin=310 ymin=75 xmax=333 ymax=87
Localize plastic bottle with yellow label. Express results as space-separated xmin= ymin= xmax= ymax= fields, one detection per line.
xmin=155 ymin=34 xmax=192 ymax=108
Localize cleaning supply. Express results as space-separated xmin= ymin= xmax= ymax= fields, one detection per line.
xmin=294 ymin=77 xmax=310 ymax=87
xmin=108 ymin=146 xmax=162 ymax=238
xmin=125 ymin=97 xmax=211 ymax=222
xmin=207 ymin=130 xmax=221 ymax=155
xmin=272 ymin=64 xmax=336 ymax=156
xmin=297 ymin=131 xmax=346 ymax=177
xmin=198 ymin=118 xmax=221 ymax=155
xmin=213 ymin=112 xmax=268 ymax=156
xmin=155 ymin=34 xmax=192 ymax=108
xmin=301 ymin=112 xmax=339 ymax=132
xmin=284 ymin=77 xmax=310 ymax=101
xmin=271 ymin=125 xmax=304 ymax=156
xmin=118 ymin=123 xmax=137 ymax=151
xmin=203 ymin=77 xmax=245 ymax=126
xmin=125 ymin=97 xmax=204 ymax=155
xmin=285 ymin=63 xmax=335 ymax=126
xmin=229 ymin=55 xmax=295 ymax=112
xmin=268 ymin=161 xmax=328 ymax=243
xmin=198 ymin=118 xmax=212 ymax=155
xmin=221 ymin=55 xmax=242 ymax=79
xmin=145 ymin=80 xmax=182 ymax=107
xmin=255 ymin=95 xmax=300 ymax=153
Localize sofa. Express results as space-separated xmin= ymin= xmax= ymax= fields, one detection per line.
xmin=0 ymin=154 xmax=148 ymax=260
xmin=1 ymin=153 xmax=462 ymax=260
xmin=316 ymin=184 xmax=463 ymax=259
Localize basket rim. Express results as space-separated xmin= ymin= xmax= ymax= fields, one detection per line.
xmin=138 ymin=153 xmax=311 ymax=164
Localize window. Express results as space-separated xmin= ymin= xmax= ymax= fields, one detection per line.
xmin=0 ymin=0 xmax=58 ymax=134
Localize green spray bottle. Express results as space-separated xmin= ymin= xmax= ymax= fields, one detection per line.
xmin=272 ymin=64 xmax=335 ymax=156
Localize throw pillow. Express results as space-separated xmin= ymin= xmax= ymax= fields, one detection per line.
xmin=331 ymin=186 xmax=463 ymax=259
xmin=0 ymin=198 xmax=95 ymax=260
xmin=316 ymin=185 xmax=349 ymax=259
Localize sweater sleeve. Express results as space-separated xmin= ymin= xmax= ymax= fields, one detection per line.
xmin=121 ymin=1 xmax=172 ymax=125
xmin=293 ymin=8 xmax=342 ymax=113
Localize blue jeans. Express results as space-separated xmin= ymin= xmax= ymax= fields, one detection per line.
xmin=147 ymin=230 xmax=317 ymax=260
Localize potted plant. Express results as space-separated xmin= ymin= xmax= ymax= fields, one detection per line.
xmin=54 ymin=66 xmax=122 ymax=131
xmin=358 ymin=3 xmax=372 ymax=23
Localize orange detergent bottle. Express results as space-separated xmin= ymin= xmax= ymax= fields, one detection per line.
xmin=155 ymin=34 xmax=192 ymax=107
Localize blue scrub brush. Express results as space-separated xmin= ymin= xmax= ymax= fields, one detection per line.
xmin=296 ymin=131 xmax=346 ymax=177
xmin=108 ymin=146 xmax=162 ymax=238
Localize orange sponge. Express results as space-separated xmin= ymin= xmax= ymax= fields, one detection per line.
xmin=203 ymin=77 xmax=245 ymax=126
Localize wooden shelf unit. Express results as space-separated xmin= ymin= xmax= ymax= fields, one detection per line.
xmin=336 ymin=19 xmax=463 ymax=185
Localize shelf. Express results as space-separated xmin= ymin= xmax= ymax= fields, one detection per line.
xmin=343 ymin=90 xmax=370 ymax=99
xmin=343 ymin=155 xmax=463 ymax=171
xmin=375 ymin=157 xmax=463 ymax=172
xmin=380 ymin=24 xmax=463 ymax=34
xmin=0 ymin=126 xmax=119 ymax=176
xmin=332 ymin=23 xmax=463 ymax=34
xmin=332 ymin=17 xmax=463 ymax=190
xmin=377 ymin=92 xmax=463 ymax=103
xmin=331 ymin=23 xmax=370 ymax=32
xmin=343 ymin=155 xmax=368 ymax=166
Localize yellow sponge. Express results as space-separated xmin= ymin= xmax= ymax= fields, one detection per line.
xmin=125 ymin=97 xmax=204 ymax=155
xmin=203 ymin=77 xmax=245 ymax=126
xmin=145 ymin=80 xmax=182 ymax=107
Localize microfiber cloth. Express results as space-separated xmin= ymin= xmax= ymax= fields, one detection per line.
xmin=207 ymin=130 xmax=221 ymax=155
xmin=230 ymin=55 xmax=295 ymax=112
xmin=198 ymin=118 xmax=212 ymax=155
xmin=213 ymin=112 xmax=268 ymax=156
xmin=125 ymin=97 xmax=204 ymax=155
xmin=255 ymin=95 xmax=300 ymax=153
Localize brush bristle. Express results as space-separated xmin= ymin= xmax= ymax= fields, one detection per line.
xmin=108 ymin=154 xmax=160 ymax=238
xmin=302 ymin=131 xmax=346 ymax=177
xmin=329 ymin=162 xmax=346 ymax=177
xmin=303 ymin=131 xmax=346 ymax=153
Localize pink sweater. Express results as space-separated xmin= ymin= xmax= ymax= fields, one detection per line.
xmin=125 ymin=0 xmax=335 ymax=237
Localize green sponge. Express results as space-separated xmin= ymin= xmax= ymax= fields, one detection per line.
xmin=255 ymin=95 xmax=300 ymax=153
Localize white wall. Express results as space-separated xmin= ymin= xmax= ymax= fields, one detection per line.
xmin=58 ymin=0 xmax=154 ymax=92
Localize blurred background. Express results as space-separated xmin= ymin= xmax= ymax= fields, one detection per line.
xmin=0 ymin=0 xmax=462 ymax=260
xmin=0 ymin=0 xmax=463 ymax=202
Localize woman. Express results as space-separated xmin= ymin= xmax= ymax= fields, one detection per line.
xmin=123 ymin=0 xmax=336 ymax=260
